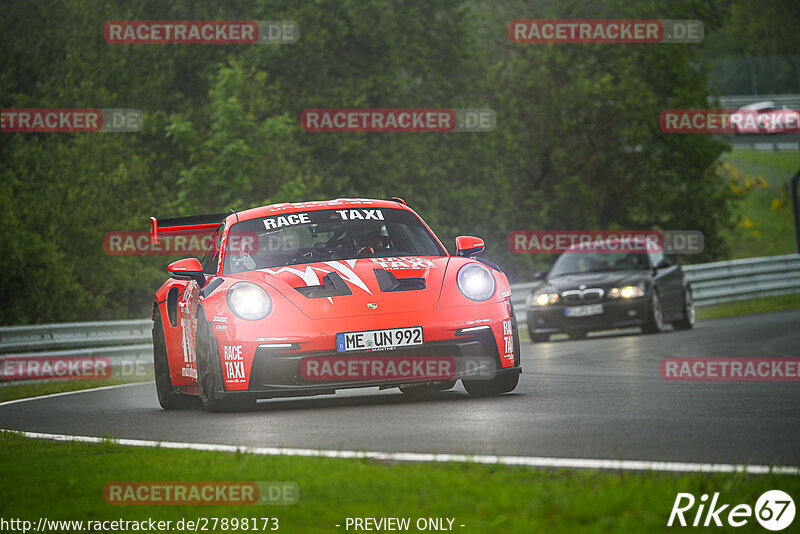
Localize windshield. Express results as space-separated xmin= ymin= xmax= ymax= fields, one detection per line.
xmin=549 ymin=252 xmax=649 ymax=277
xmin=223 ymin=208 xmax=446 ymax=274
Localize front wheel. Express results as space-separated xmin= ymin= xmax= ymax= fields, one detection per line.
xmin=672 ymin=287 xmax=696 ymax=330
xmin=463 ymin=370 xmax=520 ymax=397
xmin=196 ymin=313 xmax=254 ymax=412
xmin=641 ymin=290 xmax=664 ymax=334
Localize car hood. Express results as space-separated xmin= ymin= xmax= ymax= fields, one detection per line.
xmin=545 ymin=270 xmax=649 ymax=293
xmin=228 ymin=257 xmax=450 ymax=319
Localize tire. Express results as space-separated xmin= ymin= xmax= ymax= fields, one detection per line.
xmin=527 ymin=322 xmax=550 ymax=343
xmin=196 ymin=312 xmax=254 ymax=412
xmin=567 ymin=330 xmax=588 ymax=340
xmin=400 ymin=381 xmax=456 ymax=397
xmin=152 ymin=308 xmax=198 ymax=410
xmin=463 ymin=370 xmax=520 ymax=397
xmin=464 ymin=308 xmax=521 ymax=397
xmin=672 ymin=286 xmax=696 ymax=330
xmin=641 ymin=289 xmax=664 ymax=334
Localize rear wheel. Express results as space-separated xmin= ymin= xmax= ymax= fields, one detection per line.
xmin=152 ymin=309 xmax=198 ymax=410
xmin=641 ymin=290 xmax=664 ymax=334
xmin=196 ymin=313 xmax=254 ymax=412
xmin=672 ymin=287 xmax=696 ymax=330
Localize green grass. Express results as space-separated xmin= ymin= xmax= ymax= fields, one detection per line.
xmin=726 ymin=149 xmax=800 ymax=175
xmin=0 ymin=378 xmax=149 ymax=403
xmin=0 ymin=432 xmax=798 ymax=533
xmin=696 ymin=293 xmax=800 ymax=320
xmin=720 ymin=150 xmax=799 ymax=258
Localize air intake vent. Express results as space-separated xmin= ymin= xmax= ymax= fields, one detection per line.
xmin=295 ymin=272 xmax=352 ymax=298
xmin=374 ymin=269 xmax=426 ymax=292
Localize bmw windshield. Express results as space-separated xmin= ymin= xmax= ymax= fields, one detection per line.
xmin=223 ymin=208 xmax=446 ymax=274
xmin=549 ymin=252 xmax=649 ymax=277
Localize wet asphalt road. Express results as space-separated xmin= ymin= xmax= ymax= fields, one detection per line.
xmin=2 ymin=310 xmax=799 ymax=465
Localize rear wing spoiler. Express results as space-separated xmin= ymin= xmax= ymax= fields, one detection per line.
xmin=149 ymin=213 xmax=228 ymax=245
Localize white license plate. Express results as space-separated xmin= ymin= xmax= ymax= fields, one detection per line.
xmin=336 ymin=326 xmax=423 ymax=352
xmin=564 ymin=304 xmax=603 ymax=317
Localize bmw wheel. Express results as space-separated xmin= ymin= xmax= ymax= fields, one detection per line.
xmin=672 ymin=287 xmax=696 ymax=330
xmin=641 ymin=289 xmax=664 ymax=334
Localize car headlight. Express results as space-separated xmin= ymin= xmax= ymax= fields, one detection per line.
xmin=457 ymin=263 xmax=495 ymax=301
xmin=531 ymin=290 xmax=559 ymax=306
xmin=226 ymin=282 xmax=272 ymax=320
xmin=609 ymin=284 xmax=645 ymax=299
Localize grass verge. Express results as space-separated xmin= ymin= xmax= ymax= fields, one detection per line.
xmin=696 ymin=293 xmax=800 ymax=320
xmin=0 ymin=431 xmax=798 ymax=533
xmin=719 ymin=150 xmax=799 ymax=258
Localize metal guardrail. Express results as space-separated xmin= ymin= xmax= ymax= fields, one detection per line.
xmin=0 ymin=255 xmax=798 ymax=380
xmin=0 ymin=319 xmax=152 ymax=353
xmin=0 ymin=321 xmax=153 ymax=383
xmin=716 ymin=94 xmax=800 ymax=109
xmin=681 ymin=253 xmax=800 ymax=307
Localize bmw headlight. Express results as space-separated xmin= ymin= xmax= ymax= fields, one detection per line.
xmin=457 ymin=263 xmax=495 ymax=301
xmin=609 ymin=284 xmax=645 ymax=299
xmin=226 ymin=282 xmax=272 ymax=320
xmin=530 ymin=289 xmax=559 ymax=306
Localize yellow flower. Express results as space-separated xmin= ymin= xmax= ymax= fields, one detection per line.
xmin=772 ymin=198 xmax=785 ymax=210
xmin=740 ymin=219 xmax=754 ymax=229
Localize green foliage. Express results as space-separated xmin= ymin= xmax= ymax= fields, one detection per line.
xmin=1 ymin=0 xmax=746 ymax=323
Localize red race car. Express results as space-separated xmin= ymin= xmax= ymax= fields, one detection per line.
xmin=150 ymin=198 xmax=521 ymax=411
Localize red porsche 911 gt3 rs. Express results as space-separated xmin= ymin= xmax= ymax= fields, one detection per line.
xmin=151 ymin=198 xmax=521 ymax=411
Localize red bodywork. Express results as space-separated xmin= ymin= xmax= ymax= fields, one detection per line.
xmin=152 ymin=199 xmax=518 ymax=397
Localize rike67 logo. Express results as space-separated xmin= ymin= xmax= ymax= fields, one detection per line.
xmin=668 ymin=490 xmax=795 ymax=530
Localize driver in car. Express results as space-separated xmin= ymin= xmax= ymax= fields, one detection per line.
xmin=354 ymin=226 xmax=391 ymax=256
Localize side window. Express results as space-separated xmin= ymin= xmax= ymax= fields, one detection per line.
xmin=202 ymin=224 xmax=224 ymax=274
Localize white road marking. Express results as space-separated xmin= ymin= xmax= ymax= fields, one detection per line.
xmin=0 ymin=428 xmax=797 ymax=475
xmin=0 ymin=381 xmax=151 ymax=408
xmin=1 ymin=382 xmax=797 ymax=475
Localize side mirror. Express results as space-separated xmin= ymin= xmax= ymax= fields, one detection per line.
xmin=168 ymin=258 xmax=206 ymax=287
xmin=535 ymin=270 xmax=548 ymax=280
xmin=655 ymin=259 xmax=671 ymax=269
xmin=455 ymin=236 xmax=485 ymax=257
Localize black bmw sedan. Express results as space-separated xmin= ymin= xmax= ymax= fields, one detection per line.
xmin=526 ymin=247 xmax=695 ymax=342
